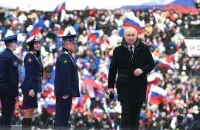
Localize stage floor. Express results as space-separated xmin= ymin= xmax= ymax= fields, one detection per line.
xmin=12 ymin=125 xmax=53 ymax=130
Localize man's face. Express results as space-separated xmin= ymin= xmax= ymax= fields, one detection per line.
xmin=10 ymin=42 xmax=17 ymax=51
xmin=64 ymin=41 xmax=76 ymax=53
xmin=124 ymin=28 xmax=138 ymax=45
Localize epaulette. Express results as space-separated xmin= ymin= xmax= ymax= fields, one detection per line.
xmin=64 ymin=51 xmax=72 ymax=55
xmin=30 ymin=51 xmax=37 ymax=54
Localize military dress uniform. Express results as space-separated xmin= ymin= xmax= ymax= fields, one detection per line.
xmin=54 ymin=34 xmax=80 ymax=129
xmin=21 ymin=51 xmax=42 ymax=109
xmin=20 ymin=36 xmax=43 ymax=130
xmin=0 ymin=35 xmax=19 ymax=129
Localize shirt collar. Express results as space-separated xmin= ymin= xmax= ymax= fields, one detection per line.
xmin=128 ymin=45 xmax=134 ymax=48
xmin=128 ymin=39 xmax=140 ymax=48
xmin=62 ymin=48 xmax=72 ymax=54
xmin=6 ymin=48 xmax=12 ymax=52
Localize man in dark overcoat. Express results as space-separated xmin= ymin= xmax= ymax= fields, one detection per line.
xmin=108 ymin=27 xmax=155 ymax=130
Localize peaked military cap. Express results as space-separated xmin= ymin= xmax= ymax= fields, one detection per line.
xmin=1 ymin=35 xmax=18 ymax=44
xmin=60 ymin=25 xmax=77 ymax=42
xmin=26 ymin=36 xmax=40 ymax=45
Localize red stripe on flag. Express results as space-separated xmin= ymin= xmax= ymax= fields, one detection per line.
xmin=31 ymin=27 xmax=41 ymax=36
xmin=124 ymin=23 xmax=144 ymax=34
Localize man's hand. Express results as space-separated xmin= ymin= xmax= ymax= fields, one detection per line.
xmin=107 ymin=88 xmax=114 ymax=94
xmin=107 ymin=88 xmax=115 ymax=99
xmin=134 ymin=68 xmax=143 ymax=76
xmin=28 ymin=89 xmax=35 ymax=97
xmin=62 ymin=95 xmax=69 ymax=99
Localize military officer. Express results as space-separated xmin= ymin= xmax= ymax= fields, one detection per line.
xmin=20 ymin=36 xmax=43 ymax=130
xmin=54 ymin=26 xmax=80 ymax=130
xmin=0 ymin=35 xmax=19 ymax=130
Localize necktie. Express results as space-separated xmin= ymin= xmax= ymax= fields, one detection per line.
xmin=129 ymin=46 xmax=134 ymax=58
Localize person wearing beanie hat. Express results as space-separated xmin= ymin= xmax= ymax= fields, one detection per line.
xmin=0 ymin=34 xmax=19 ymax=130
xmin=20 ymin=35 xmax=43 ymax=130
xmin=54 ymin=25 xmax=80 ymax=130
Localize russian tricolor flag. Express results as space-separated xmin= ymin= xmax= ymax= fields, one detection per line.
xmin=157 ymin=56 xmax=175 ymax=70
xmin=121 ymin=0 xmax=198 ymax=15
xmin=148 ymin=85 xmax=167 ymax=105
xmin=157 ymin=61 xmax=175 ymax=70
xmin=72 ymin=95 xmax=88 ymax=112
xmin=87 ymin=30 xmax=103 ymax=43
xmin=124 ymin=17 xmax=145 ymax=34
xmin=122 ymin=11 xmax=145 ymax=34
xmin=146 ymin=72 xmax=163 ymax=98
xmin=46 ymin=104 xmax=56 ymax=113
xmin=28 ymin=19 xmax=45 ymax=36
xmin=54 ymin=1 xmax=66 ymax=14
xmin=30 ymin=28 xmax=41 ymax=36
xmin=82 ymin=78 xmax=103 ymax=98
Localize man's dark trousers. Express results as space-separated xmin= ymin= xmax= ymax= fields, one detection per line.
xmin=54 ymin=97 xmax=72 ymax=130
xmin=0 ymin=94 xmax=15 ymax=130
xmin=120 ymin=99 xmax=143 ymax=130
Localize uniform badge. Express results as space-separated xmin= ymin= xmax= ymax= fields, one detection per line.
xmin=28 ymin=58 xmax=32 ymax=63
xmin=64 ymin=59 xmax=68 ymax=63
xmin=13 ymin=60 xmax=18 ymax=67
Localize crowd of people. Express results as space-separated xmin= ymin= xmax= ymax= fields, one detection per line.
xmin=0 ymin=0 xmax=200 ymax=130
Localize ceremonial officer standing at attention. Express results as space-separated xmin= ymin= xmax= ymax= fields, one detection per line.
xmin=108 ymin=27 xmax=155 ymax=130
xmin=21 ymin=36 xmax=43 ymax=130
xmin=54 ymin=26 xmax=80 ymax=130
xmin=0 ymin=35 xmax=19 ymax=130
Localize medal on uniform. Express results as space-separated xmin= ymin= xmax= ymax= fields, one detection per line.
xmin=28 ymin=58 xmax=32 ymax=63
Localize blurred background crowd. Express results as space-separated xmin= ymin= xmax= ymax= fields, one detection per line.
xmin=1 ymin=0 xmax=200 ymax=130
